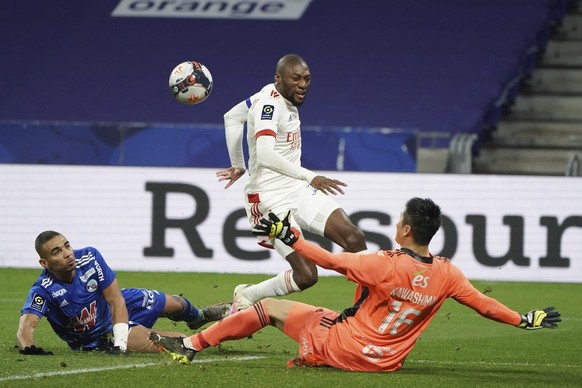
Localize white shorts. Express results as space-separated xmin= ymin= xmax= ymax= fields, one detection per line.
xmin=244 ymin=182 xmax=341 ymax=258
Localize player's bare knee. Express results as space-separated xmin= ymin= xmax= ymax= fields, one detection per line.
xmin=293 ymin=271 xmax=318 ymax=290
xmin=344 ymin=227 xmax=367 ymax=252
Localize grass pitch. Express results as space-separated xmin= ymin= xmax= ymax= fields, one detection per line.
xmin=0 ymin=268 xmax=579 ymax=387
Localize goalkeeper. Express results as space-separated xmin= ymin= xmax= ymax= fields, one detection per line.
xmin=150 ymin=197 xmax=561 ymax=371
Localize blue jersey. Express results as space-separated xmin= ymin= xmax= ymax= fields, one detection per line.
xmin=21 ymin=247 xmax=116 ymax=350
xmin=21 ymin=246 xmax=166 ymax=350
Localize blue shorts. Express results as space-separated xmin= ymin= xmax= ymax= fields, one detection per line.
xmin=122 ymin=288 xmax=166 ymax=328
xmin=70 ymin=288 xmax=167 ymax=350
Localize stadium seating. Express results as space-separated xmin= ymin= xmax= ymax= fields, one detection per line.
xmin=0 ymin=0 xmax=570 ymax=171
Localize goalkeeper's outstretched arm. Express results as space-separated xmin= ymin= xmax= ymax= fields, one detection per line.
xmin=254 ymin=211 xmax=562 ymax=331
xmin=519 ymin=307 xmax=561 ymax=330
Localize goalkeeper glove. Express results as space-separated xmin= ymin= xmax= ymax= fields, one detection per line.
xmin=19 ymin=345 xmax=53 ymax=355
xmin=252 ymin=211 xmax=300 ymax=246
xmin=519 ymin=306 xmax=561 ymax=330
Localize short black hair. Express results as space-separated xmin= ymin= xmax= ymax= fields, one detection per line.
xmin=276 ymin=54 xmax=307 ymax=76
xmin=402 ymin=197 xmax=442 ymax=245
xmin=35 ymin=230 xmax=62 ymax=256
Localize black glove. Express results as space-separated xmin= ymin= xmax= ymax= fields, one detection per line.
xmin=519 ymin=306 xmax=561 ymax=330
xmin=252 ymin=211 xmax=299 ymax=246
xmin=19 ymin=345 xmax=53 ymax=355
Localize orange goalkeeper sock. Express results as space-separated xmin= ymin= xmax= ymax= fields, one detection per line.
xmin=187 ymin=300 xmax=270 ymax=351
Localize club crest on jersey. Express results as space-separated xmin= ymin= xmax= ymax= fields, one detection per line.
xmin=31 ymin=293 xmax=45 ymax=312
xmin=261 ymin=105 xmax=274 ymax=120
xmin=86 ymin=278 xmax=98 ymax=293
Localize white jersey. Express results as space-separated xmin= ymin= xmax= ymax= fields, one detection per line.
xmin=224 ymin=84 xmax=341 ymax=256
xmin=245 ymin=83 xmax=304 ymax=193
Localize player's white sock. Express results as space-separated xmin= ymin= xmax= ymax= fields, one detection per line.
xmin=244 ymin=270 xmax=300 ymax=302
xmin=183 ymin=336 xmax=197 ymax=351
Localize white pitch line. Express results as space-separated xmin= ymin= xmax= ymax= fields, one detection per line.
xmin=0 ymin=355 xmax=265 ymax=382
xmin=2 ymin=355 xmax=579 ymax=381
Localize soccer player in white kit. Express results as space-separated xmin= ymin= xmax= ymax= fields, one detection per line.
xmin=216 ymin=54 xmax=368 ymax=313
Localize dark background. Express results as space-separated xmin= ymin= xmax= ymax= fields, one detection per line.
xmin=0 ymin=0 xmax=565 ymax=170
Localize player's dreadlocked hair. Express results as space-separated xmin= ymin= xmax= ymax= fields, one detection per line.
xmin=402 ymin=197 xmax=442 ymax=246
xmin=35 ymin=230 xmax=62 ymax=256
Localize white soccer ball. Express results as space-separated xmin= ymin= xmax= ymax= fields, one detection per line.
xmin=169 ymin=61 xmax=213 ymax=105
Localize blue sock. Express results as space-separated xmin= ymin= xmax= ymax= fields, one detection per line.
xmin=170 ymin=296 xmax=203 ymax=322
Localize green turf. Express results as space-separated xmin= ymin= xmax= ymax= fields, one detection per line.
xmin=0 ymin=268 xmax=579 ymax=387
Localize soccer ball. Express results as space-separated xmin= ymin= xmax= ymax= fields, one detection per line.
xmin=169 ymin=61 xmax=213 ymax=105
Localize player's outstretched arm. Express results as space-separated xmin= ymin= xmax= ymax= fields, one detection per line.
xmin=103 ymin=279 xmax=130 ymax=353
xmin=222 ymin=99 xmax=248 ymax=178
xmin=519 ymin=306 xmax=561 ymax=330
xmin=252 ymin=212 xmax=349 ymax=274
xmin=216 ymin=166 xmax=246 ymax=189
xmin=255 ymin=135 xmax=318 ymax=183
xmin=17 ymin=313 xmax=53 ymax=355
xmin=310 ymin=175 xmax=347 ymax=195
xmin=252 ymin=211 xmax=299 ymax=246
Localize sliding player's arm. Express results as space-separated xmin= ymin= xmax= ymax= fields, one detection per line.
xmin=17 ymin=313 xmax=53 ymax=355
xmin=102 ymin=279 xmax=129 ymax=352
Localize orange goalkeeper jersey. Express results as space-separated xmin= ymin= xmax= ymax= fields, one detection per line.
xmin=292 ymin=238 xmax=522 ymax=371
